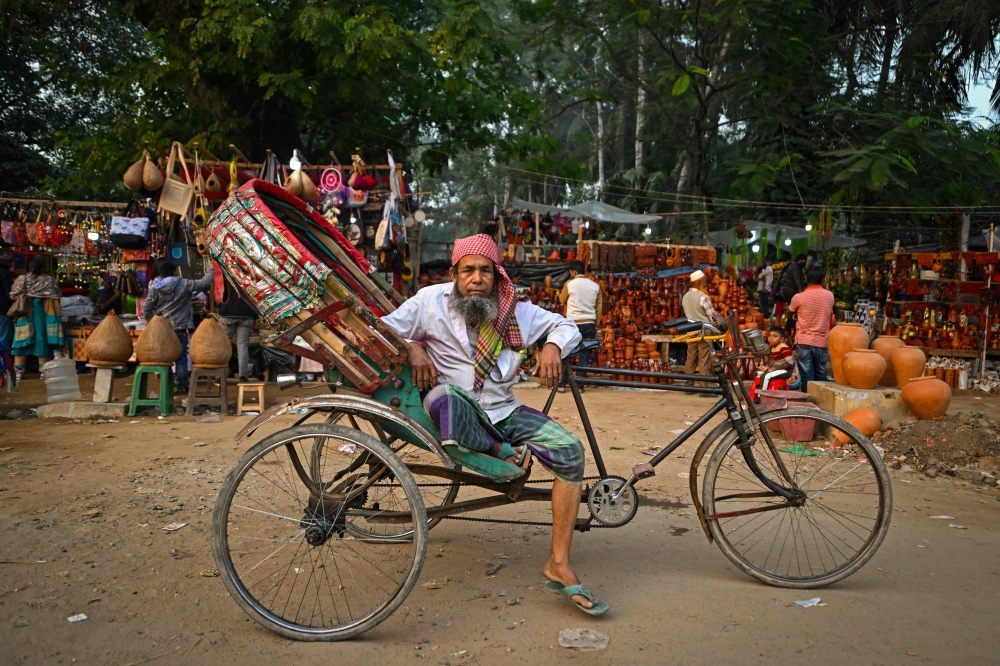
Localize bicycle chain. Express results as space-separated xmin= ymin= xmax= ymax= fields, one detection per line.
xmin=370 ymin=475 xmax=614 ymax=528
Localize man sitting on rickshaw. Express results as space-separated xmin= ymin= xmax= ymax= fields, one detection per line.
xmin=382 ymin=234 xmax=608 ymax=615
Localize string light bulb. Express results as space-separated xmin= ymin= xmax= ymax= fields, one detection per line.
xmin=751 ymin=244 xmax=760 ymax=252
xmin=805 ymin=224 xmax=812 ymax=231
xmin=784 ymin=238 xmax=792 ymax=246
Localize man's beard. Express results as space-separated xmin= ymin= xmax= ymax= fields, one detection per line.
xmin=450 ymin=288 xmax=501 ymax=329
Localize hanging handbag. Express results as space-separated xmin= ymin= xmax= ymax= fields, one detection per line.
xmin=166 ymin=217 xmax=190 ymax=267
xmin=111 ymin=200 xmax=150 ymax=249
xmin=347 ymin=187 xmax=368 ymax=207
xmin=7 ymin=293 xmax=28 ymax=318
xmin=158 ymin=141 xmax=196 ymax=215
xmin=257 ymin=150 xmax=282 ymax=185
xmin=1 ymin=204 xmax=27 ymax=246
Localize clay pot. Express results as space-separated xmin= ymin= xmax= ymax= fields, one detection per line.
xmin=890 ymin=346 xmax=927 ymax=389
xmin=842 ymin=349 xmax=886 ymax=390
xmin=901 ymin=376 xmax=952 ymax=420
xmin=870 ymin=335 xmax=905 ymax=386
xmin=835 ymin=407 xmax=883 ymax=445
xmin=84 ymin=312 xmax=134 ymax=367
xmin=828 ymin=322 xmax=870 ymax=384
xmin=135 ymin=315 xmax=181 ymax=366
xmin=190 ymin=316 xmax=233 ymax=368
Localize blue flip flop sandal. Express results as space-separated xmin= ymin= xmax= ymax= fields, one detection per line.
xmin=544 ymin=580 xmax=609 ymax=615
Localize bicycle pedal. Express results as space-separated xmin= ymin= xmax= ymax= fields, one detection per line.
xmin=632 ymin=462 xmax=655 ymax=479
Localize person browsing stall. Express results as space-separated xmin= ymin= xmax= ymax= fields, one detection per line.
xmin=681 ymin=269 xmax=721 ymax=397
xmin=143 ymin=262 xmax=214 ymax=395
xmin=557 ymin=260 xmax=601 ymax=392
xmin=381 ymin=234 xmax=608 ymax=616
xmin=787 ymin=265 xmax=834 ymax=391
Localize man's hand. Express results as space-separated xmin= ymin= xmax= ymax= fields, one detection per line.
xmin=407 ymin=342 xmax=439 ymax=390
xmin=533 ymin=342 xmax=563 ymax=389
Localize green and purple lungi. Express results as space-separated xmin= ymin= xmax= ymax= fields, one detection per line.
xmin=424 ymin=384 xmax=585 ymax=484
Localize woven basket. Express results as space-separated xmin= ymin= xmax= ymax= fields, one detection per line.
xmin=189 ymin=315 xmax=232 ymax=368
xmin=135 ymin=316 xmax=181 ymax=365
xmin=85 ymin=312 xmax=134 ymax=367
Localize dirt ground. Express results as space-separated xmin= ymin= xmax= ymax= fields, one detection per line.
xmin=1 ymin=376 xmax=999 ymax=665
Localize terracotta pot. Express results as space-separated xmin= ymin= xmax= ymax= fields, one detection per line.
xmin=135 ymin=315 xmax=181 ymax=366
xmin=190 ymin=316 xmax=233 ymax=368
xmin=842 ymin=349 xmax=886 ymax=390
xmin=828 ymin=322 xmax=870 ymax=384
xmin=835 ymin=407 xmax=883 ymax=445
xmin=870 ymin=335 xmax=905 ymax=386
xmin=84 ymin=312 xmax=134 ymax=367
xmin=901 ymin=376 xmax=952 ymax=420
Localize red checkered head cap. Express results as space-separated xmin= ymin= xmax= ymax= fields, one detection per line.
xmin=452 ymin=233 xmax=502 ymax=268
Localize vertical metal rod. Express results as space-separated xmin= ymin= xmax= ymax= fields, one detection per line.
xmin=568 ymin=372 xmax=607 ymax=478
xmin=542 ymin=383 xmax=559 ymax=415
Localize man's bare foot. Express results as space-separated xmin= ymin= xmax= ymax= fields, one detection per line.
xmin=503 ymin=446 xmax=531 ymax=470
xmin=543 ymin=560 xmax=596 ymax=609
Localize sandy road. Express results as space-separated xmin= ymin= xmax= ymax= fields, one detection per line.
xmin=1 ymin=383 xmax=998 ymax=665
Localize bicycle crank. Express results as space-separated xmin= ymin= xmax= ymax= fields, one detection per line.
xmin=587 ymin=476 xmax=639 ymax=527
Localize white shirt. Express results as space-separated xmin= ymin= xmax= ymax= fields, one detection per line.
xmin=758 ymin=265 xmax=773 ymax=292
xmin=562 ymin=275 xmax=601 ymax=323
xmin=382 ymin=283 xmax=582 ymax=423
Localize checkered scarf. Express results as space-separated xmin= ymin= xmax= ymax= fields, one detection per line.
xmin=452 ymin=234 xmax=526 ymax=392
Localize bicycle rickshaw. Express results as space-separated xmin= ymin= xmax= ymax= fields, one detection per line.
xmin=207 ymin=180 xmax=892 ymax=641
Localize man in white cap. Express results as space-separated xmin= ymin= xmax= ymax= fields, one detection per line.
xmin=681 ymin=269 xmax=718 ymax=396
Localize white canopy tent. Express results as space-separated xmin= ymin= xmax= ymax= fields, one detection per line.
xmin=510 ymin=198 xmax=661 ymax=225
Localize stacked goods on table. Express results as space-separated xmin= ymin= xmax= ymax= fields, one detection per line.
xmin=582 ymin=241 xmax=715 ymax=276
xmin=205 ymin=179 xmax=410 ymax=393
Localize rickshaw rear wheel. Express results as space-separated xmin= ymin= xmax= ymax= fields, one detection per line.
xmin=213 ymin=424 xmax=427 ymax=641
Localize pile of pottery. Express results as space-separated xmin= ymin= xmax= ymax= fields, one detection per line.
xmin=599 ymin=274 xmax=685 ymax=336
xmin=828 ymin=322 xmax=951 ymax=419
xmin=601 ymin=336 xmax=670 ymax=382
xmin=707 ymin=274 xmax=765 ymax=331
xmin=528 ymin=276 xmax=562 ymax=314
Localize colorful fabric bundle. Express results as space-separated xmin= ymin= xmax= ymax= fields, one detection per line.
xmin=206 ymin=179 xmax=408 ymax=393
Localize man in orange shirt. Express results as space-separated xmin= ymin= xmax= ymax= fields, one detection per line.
xmin=787 ymin=265 xmax=834 ymax=391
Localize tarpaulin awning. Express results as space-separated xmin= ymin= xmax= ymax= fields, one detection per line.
xmin=707 ymin=221 xmax=866 ymax=250
xmin=510 ymin=198 xmax=661 ymax=225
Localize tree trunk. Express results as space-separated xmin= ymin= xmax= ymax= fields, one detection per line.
xmin=635 ymin=31 xmax=646 ymax=172
xmin=594 ymin=47 xmax=605 ymax=196
xmin=877 ymin=13 xmax=897 ymax=101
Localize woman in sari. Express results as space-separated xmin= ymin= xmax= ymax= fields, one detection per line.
xmin=10 ymin=258 xmax=65 ymax=376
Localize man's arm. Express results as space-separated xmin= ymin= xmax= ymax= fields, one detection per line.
xmin=185 ymin=266 xmax=215 ymax=294
xmin=143 ymin=288 xmax=158 ymax=321
xmin=381 ymin=290 xmax=435 ymax=388
xmin=559 ymin=282 xmax=570 ymax=305
xmin=595 ymin=289 xmax=603 ymax=323
xmin=787 ymin=292 xmax=800 ymax=314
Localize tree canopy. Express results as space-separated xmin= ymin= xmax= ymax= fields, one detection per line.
xmin=5 ymin=0 xmax=1000 ymax=239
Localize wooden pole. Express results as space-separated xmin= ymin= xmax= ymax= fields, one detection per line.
xmin=980 ymin=222 xmax=994 ymax=379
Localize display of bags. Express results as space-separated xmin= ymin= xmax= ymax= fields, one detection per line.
xmin=110 ymin=200 xmax=150 ymax=249
xmin=26 ymin=205 xmax=72 ymax=247
xmin=158 ymin=141 xmax=196 ymax=215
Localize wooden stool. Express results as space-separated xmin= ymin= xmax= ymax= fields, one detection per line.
xmin=186 ymin=366 xmax=229 ymax=416
xmin=87 ymin=364 xmax=124 ymax=403
xmin=128 ymin=365 xmax=174 ymax=416
xmin=236 ymin=382 xmax=266 ymax=415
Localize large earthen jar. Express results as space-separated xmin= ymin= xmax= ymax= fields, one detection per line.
xmin=84 ymin=312 xmax=134 ymax=367
xmin=890 ymin=346 xmax=927 ymax=389
xmin=870 ymin=335 xmax=905 ymax=386
xmin=835 ymin=407 xmax=882 ymax=444
xmin=841 ymin=349 xmax=886 ymax=390
xmin=190 ymin=316 xmax=233 ymax=368
xmin=135 ymin=315 xmax=181 ymax=366
xmin=828 ymin=322 xmax=870 ymax=384
xmin=901 ymin=376 xmax=951 ymax=420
